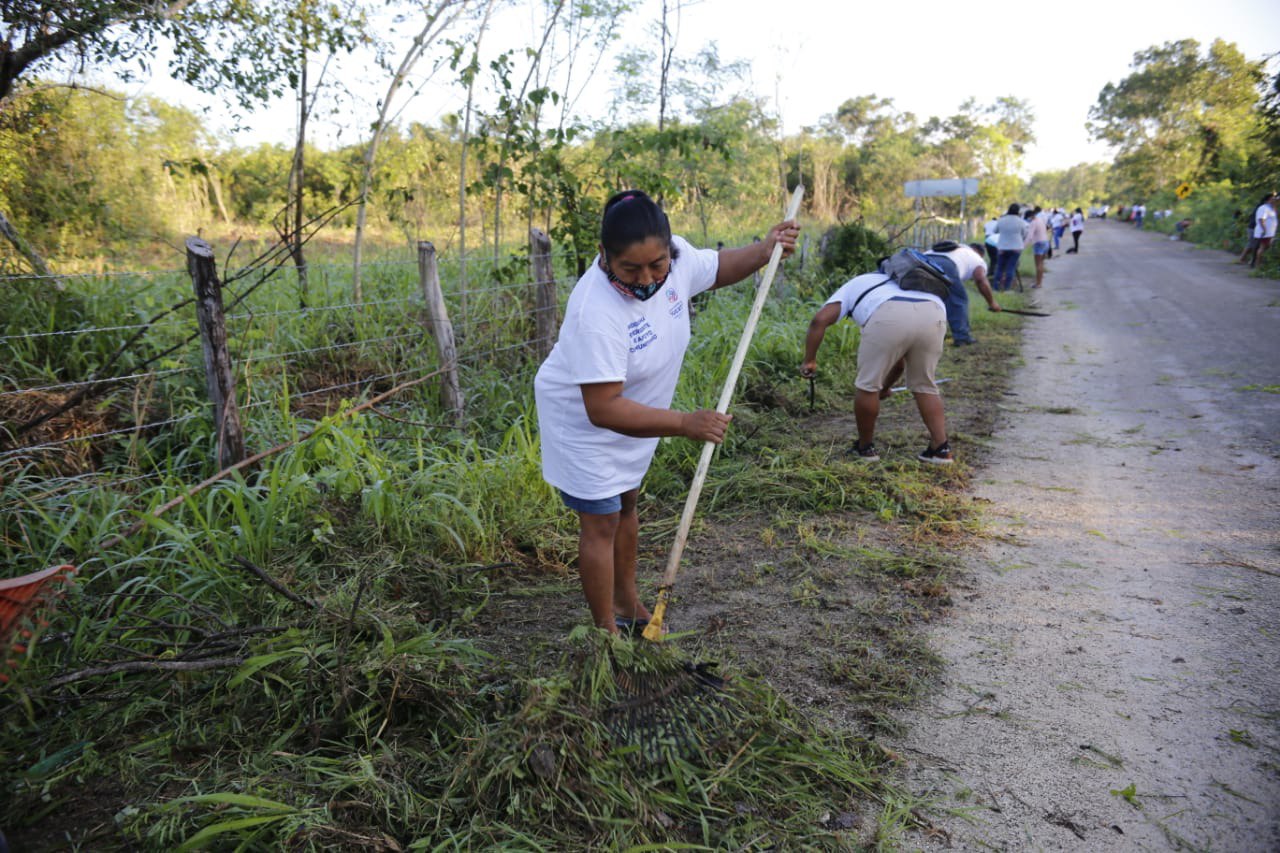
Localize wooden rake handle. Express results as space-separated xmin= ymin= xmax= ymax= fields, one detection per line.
xmin=644 ymin=185 xmax=804 ymax=639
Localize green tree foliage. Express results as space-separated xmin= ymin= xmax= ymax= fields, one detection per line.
xmin=0 ymin=86 xmax=218 ymax=256
xmin=820 ymin=94 xmax=918 ymax=221
xmin=1252 ymin=68 xmax=1280 ymax=193
xmin=1025 ymin=162 xmax=1110 ymax=210
xmin=370 ymin=122 xmax=468 ymax=243
xmin=1088 ymin=39 xmax=1266 ymax=197
xmin=809 ymin=94 xmax=1033 ymax=224
xmin=819 ymin=220 xmax=889 ymax=282
xmin=0 ymin=0 xmax=367 ymax=109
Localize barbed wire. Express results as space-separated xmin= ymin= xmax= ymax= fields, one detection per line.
xmin=232 ymin=331 xmax=424 ymax=366
xmin=1 ymin=245 xmax=581 ymax=474
xmin=0 ymin=320 xmax=197 ymax=343
xmin=0 ymin=461 xmax=211 ymax=509
xmin=225 ymin=294 xmax=417 ymax=323
xmin=0 ymin=366 xmax=197 ymax=399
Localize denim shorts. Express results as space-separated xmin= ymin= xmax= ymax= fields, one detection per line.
xmin=559 ymin=489 xmax=622 ymax=515
xmin=1033 ymin=241 xmax=1050 ymax=255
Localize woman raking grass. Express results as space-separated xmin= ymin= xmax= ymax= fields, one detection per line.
xmin=534 ymin=190 xmax=798 ymax=635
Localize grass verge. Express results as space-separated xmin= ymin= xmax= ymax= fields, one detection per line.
xmin=1 ymin=273 xmax=1029 ymax=849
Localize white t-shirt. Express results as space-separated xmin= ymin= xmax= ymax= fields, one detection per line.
xmin=1050 ymin=211 xmax=1066 ymax=228
xmin=984 ymin=219 xmax=998 ymax=246
xmin=1070 ymin=212 xmax=1085 ymax=232
xmin=534 ymin=235 xmax=720 ymax=499
xmin=1254 ymin=203 xmax=1277 ymax=239
xmin=932 ymin=245 xmax=986 ymax=280
xmin=824 ymin=273 xmax=945 ymax=328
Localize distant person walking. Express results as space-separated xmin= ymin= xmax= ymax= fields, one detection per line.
xmin=1133 ymin=202 xmax=1145 ymax=229
xmin=1065 ymin=208 xmax=1085 ymax=254
xmin=993 ymin=203 xmax=1028 ymax=291
xmin=1239 ymin=192 xmax=1277 ymax=267
xmin=1049 ymin=208 xmax=1066 ymax=252
xmin=1025 ymin=208 xmax=1049 ymax=288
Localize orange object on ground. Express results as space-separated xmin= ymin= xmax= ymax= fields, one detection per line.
xmin=1 ymin=564 xmax=75 ymax=650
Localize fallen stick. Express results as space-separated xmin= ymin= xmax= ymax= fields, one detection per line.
xmin=891 ymin=378 xmax=952 ymax=393
xmin=46 ymin=656 xmax=246 ymax=688
xmin=232 ymin=556 xmax=318 ymax=609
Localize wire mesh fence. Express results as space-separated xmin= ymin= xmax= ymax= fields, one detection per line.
xmin=0 ymin=241 xmax=579 ymax=493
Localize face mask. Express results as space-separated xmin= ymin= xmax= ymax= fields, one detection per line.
xmin=601 ymin=260 xmax=672 ymax=302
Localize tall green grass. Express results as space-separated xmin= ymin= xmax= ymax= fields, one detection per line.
xmin=0 ymin=243 xmax=1023 ymax=848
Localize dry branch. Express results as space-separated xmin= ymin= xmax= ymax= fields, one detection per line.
xmin=46 ymin=656 xmax=246 ymax=688
xmin=232 ymin=556 xmax=318 ymax=609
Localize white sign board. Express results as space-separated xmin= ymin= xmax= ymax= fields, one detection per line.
xmin=904 ymin=178 xmax=979 ymax=198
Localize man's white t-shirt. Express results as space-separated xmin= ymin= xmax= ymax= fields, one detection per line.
xmin=1070 ymin=212 xmax=1085 ymax=231
xmin=824 ymin=273 xmax=945 ymax=328
xmin=534 ymin=235 xmax=720 ymax=500
xmin=934 ymin=245 xmax=986 ymax=280
xmin=1254 ymin=203 xmax=1278 ymax=239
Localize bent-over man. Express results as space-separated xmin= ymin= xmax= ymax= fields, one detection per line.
xmin=801 ymin=272 xmax=954 ymax=464
xmin=925 ymin=240 xmax=1002 ymax=346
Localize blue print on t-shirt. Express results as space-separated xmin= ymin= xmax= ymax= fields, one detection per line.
xmin=628 ymin=317 xmax=657 ymax=353
xmin=665 ymin=286 xmax=684 ymax=319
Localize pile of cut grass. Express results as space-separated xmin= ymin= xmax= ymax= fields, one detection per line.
xmin=1 ymin=261 xmax=1031 ymax=849
xmin=4 ymin=595 xmax=893 ymax=849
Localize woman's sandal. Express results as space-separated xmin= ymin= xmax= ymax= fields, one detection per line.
xmin=613 ymin=615 xmax=650 ymax=637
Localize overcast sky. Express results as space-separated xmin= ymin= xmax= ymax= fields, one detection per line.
xmin=131 ymin=0 xmax=1280 ymax=176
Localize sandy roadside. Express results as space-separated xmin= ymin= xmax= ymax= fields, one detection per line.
xmin=891 ymin=220 xmax=1280 ymax=851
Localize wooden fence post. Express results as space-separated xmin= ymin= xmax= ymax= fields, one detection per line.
xmin=417 ymin=241 xmax=463 ymax=423
xmin=186 ymin=236 xmax=246 ymax=468
xmin=529 ymin=228 xmax=557 ymax=361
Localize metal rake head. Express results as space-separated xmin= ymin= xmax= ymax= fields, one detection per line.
xmin=603 ymin=659 xmax=734 ymax=759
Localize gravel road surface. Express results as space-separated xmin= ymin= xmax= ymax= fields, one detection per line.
xmin=893 ymin=220 xmax=1280 ymax=851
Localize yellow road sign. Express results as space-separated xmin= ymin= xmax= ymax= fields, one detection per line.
xmin=1176 ymin=182 xmax=1192 ymax=200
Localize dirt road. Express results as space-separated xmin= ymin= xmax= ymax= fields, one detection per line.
xmin=893 ymin=221 xmax=1280 ymax=850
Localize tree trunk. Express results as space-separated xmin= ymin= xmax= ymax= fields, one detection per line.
xmin=353 ymin=1 xmax=470 ymax=300
xmin=0 ymin=208 xmax=55 ymax=282
xmin=458 ymin=0 xmax=499 ymax=319
xmin=206 ymin=164 xmax=232 ymax=224
xmin=491 ymin=0 xmax=566 ymax=263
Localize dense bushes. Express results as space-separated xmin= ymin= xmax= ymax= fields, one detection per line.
xmin=819 ymin=221 xmax=890 ymax=281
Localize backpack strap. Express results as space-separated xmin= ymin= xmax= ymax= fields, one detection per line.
xmin=847 ymin=277 xmax=892 ymax=318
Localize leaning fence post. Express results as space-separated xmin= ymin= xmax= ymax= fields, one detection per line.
xmin=186 ymin=236 xmax=246 ymax=468
xmin=417 ymin=241 xmax=463 ymax=423
xmin=529 ymin=228 xmax=557 ymax=361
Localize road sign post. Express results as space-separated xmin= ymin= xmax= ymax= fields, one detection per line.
xmin=903 ymin=179 xmax=981 ymax=246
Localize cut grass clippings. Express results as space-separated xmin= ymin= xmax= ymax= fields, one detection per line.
xmin=2 ymin=267 xmax=1026 ymax=849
